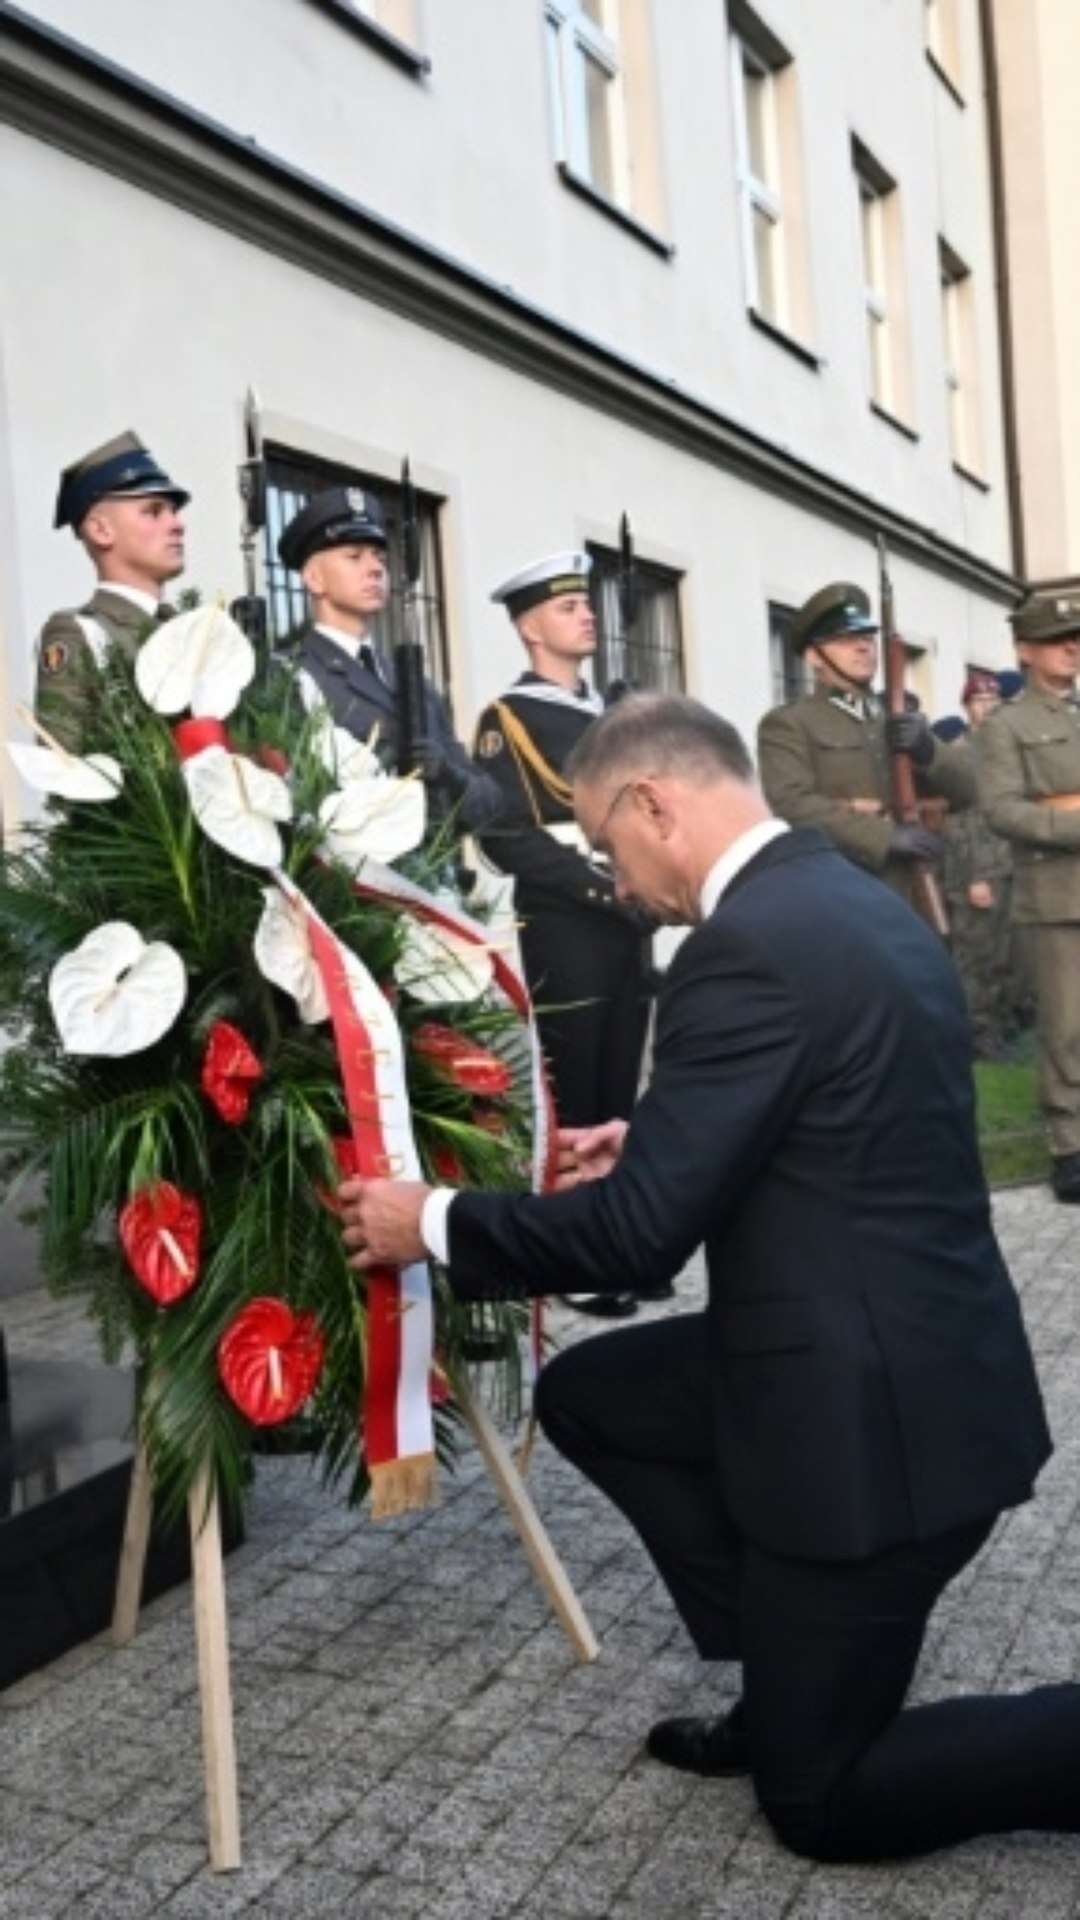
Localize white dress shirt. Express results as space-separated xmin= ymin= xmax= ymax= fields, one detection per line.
xmin=419 ymin=818 xmax=791 ymax=1264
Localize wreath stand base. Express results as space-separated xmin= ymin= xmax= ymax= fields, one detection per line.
xmin=110 ymin=1379 xmax=598 ymax=1873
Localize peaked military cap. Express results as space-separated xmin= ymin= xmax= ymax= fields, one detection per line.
xmin=491 ymin=550 xmax=592 ymax=620
xmin=54 ymin=430 xmax=190 ymax=531
xmin=1010 ymin=594 xmax=1080 ymax=645
xmin=791 ymin=581 xmax=879 ymax=654
xmin=277 ymin=487 xmax=387 ymax=572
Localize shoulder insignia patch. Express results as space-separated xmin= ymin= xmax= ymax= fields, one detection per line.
xmin=40 ymin=639 xmax=70 ymax=676
xmin=477 ymin=728 xmax=505 ymax=759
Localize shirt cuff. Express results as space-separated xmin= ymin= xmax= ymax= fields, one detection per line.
xmin=421 ymin=1187 xmax=456 ymax=1264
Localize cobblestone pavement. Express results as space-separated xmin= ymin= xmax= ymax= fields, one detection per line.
xmin=1 ymin=1185 xmax=1079 ymax=1919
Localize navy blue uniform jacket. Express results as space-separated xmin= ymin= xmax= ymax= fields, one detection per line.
xmin=447 ymin=830 xmax=1051 ymax=1560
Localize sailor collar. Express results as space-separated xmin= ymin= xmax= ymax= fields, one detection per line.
xmin=506 ymin=672 xmax=602 ymax=716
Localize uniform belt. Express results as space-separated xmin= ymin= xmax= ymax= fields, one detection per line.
xmin=1035 ymin=792 xmax=1080 ymax=812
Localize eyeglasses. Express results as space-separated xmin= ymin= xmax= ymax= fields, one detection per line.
xmin=585 ymin=778 xmax=639 ymax=874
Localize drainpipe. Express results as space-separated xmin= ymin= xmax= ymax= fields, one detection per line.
xmin=979 ymin=0 xmax=1027 ymax=583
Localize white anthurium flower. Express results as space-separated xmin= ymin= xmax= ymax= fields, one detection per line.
xmin=393 ymin=919 xmax=494 ymax=1006
xmin=183 ymin=744 xmax=291 ymax=868
xmin=314 ymin=718 xmax=383 ymax=786
xmin=319 ymin=774 xmax=426 ymax=870
xmin=253 ymin=885 xmax=370 ymax=1025
xmin=253 ymin=887 xmax=329 ymax=1025
xmin=134 ymin=605 xmax=255 ymax=719
xmin=49 ymin=921 xmax=187 ymax=1057
xmin=6 ymin=741 xmax=123 ymax=803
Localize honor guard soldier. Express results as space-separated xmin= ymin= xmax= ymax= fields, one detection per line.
xmin=977 ymin=594 xmax=1080 ymax=1202
xmin=941 ymin=672 xmax=1022 ymax=1060
xmin=36 ymin=431 xmax=189 ymax=752
xmin=757 ymin=581 xmax=974 ymax=905
xmin=477 ymin=550 xmax=660 ymax=1319
xmin=277 ymin=488 xmax=499 ymax=828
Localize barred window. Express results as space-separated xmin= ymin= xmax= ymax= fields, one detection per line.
xmin=263 ymin=446 xmax=450 ymax=692
xmin=767 ymin=600 xmax=809 ymax=705
xmin=587 ymin=546 xmax=685 ymax=696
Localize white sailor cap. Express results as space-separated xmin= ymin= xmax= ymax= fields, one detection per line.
xmin=490 ymin=550 xmax=593 ymax=619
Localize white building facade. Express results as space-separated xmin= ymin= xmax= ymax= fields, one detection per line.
xmin=0 ymin=0 xmax=1020 ymax=828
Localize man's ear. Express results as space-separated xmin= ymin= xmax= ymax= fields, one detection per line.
xmin=80 ymin=506 xmax=114 ymax=556
xmin=634 ymin=778 xmax=673 ymax=836
xmin=301 ymin=556 xmax=325 ymax=599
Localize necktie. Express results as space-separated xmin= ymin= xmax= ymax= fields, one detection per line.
xmin=156 ymin=602 xmax=177 ymax=624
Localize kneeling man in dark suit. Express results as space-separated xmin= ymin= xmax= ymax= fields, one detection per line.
xmin=341 ymin=693 xmax=1080 ymax=1863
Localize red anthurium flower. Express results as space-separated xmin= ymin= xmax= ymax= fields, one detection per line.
xmin=254 ymin=743 xmax=290 ymax=777
xmin=412 ymin=1023 xmax=511 ymax=1098
xmin=316 ymin=1136 xmax=359 ymax=1213
xmin=201 ymin=1020 xmax=263 ymax=1125
xmin=118 ymin=1181 xmax=201 ymax=1306
xmin=430 ymin=1144 xmax=466 ymax=1184
xmin=172 ymin=718 xmax=233 ymax=761
xmin=217 ymin=1297 xmax=325 ymax=1426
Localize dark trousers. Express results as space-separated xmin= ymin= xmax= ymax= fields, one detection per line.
xmin=519 ymin=909 xmax=649 ymax=1127
xmin=537 ymin=1315 xmax=1080 ymax=1862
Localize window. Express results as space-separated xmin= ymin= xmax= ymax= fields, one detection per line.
xmin=925 ymin=0 xmax=962 ymax=95
xmin=767 ymin=602 xmax=809 ymax=706
xmin=547 ymin=1 xmax=628 ymax=203
xmin=727 ymin=4 xmax=814 ymax=352
xmin=587 ymin=545 xmax=685 ymax=695
xmin=940 ymin=241 xmax=984 ymax=478
xmin=263 ymin=447 xmax=449 ymax=692
xmin=853 ymin=140 xmax=914 ymax=429
xmin=545 ymin=1 xmax=666 ymax=238
xmin=311 ymin=0 xmax=427 ymax=73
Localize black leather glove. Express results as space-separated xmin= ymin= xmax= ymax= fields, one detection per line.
xmin=888 ymin=823 xmax=944 ymax=863
xmin=885 ymin=712 xmax=934 ymax=767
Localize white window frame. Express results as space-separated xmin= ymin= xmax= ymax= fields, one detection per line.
xmin=857 ymin=171 xmax=893 ymax=412
xmin=545 ymin=0 xmax=631 ymax=205
xmin=729 ymin=33 xmax=787 ymax=325
xmin=940 ymin=242 xmax=981 ymax=473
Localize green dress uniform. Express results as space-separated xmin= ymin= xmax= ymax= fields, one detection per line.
xmin=35 ymin=589 xmax=163 ymax=754
xmin=976 ymin=638 xmax=1080 ymax=1172
xmin=757 ymin=681 xmax=974 ymax=900
xmin=36 ymin=431 xmax=189 ymax=753
xmin=941 ymin=741 xmax=1020 ymax=1058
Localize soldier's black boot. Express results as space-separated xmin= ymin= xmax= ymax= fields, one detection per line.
xmin=1051 ymin=1153 xmax=1080 ymax=1203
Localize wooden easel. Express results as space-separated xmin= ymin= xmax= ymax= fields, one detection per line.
xmin=111 ymin=1379 xmax=598 ymax=1873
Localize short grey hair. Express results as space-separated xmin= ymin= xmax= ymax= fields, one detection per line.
xmin=567 ymin=692 xmax=755 ymax=789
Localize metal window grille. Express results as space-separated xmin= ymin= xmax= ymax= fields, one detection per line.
xmin=588 ymin=547 xmax=685 ymax=696
xmin=767 ymin=601 xmax=808 ymax=705
xmin=262 ymin=446 xmax=450 ymax=692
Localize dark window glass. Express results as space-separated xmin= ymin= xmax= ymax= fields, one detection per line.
xmin=263 ymin=446 xmax=449 ymax=692
xmin=768 ymin=600 xmax=807 ymax=704
xmin=587 ymin=546 xmax=685 ymax=696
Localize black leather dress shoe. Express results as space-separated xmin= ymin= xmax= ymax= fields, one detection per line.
xmin=636 ymin=1282 xmax=675 ymax=1302
xmin=559 ymin=1292 xmax=639 ymax=1319
xmin=1052 ymin=1153 xmax=1080 ymax=1203
xmin=645 ymin=1702 xmax=750 ymax=1777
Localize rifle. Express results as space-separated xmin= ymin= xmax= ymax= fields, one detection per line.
xmin=230 ymin=388 xmax=268 ymax=654
xmin=393 ymin=457 xmax=429 ymax=777
xmin=878 ymin=535 xmax=950 ymax=940
xmin=605 ymin=511 xmax=640 ymax=705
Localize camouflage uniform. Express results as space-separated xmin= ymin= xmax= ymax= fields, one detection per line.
xmin=35 ymin=589 xmax=161 ymax=754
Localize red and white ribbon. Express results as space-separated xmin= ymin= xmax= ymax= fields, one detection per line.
xmin=273 ymin=871 xmax=436 ymax=1517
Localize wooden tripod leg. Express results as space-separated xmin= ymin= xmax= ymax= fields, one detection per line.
xmin=457 ymin=1379 xmax=599 ymax=1663
xmin=188 ymin=1467 xmax=241 ymax=1873
xmin=112 ymin=1441 xmax=153 ymax=1646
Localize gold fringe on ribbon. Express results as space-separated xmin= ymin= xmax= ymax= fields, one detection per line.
xmin=369 ymin=1451 xmax=439 ymax=1520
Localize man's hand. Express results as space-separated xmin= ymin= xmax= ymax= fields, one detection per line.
xmin=888 ymin=823 xmax=944 ymax=864
xmin=340 ymin=1177 xmax=431 ymax=1270
xmin=554 ymin=1119 xmax=629 ymax=1190
xmin=885 ymin=712 xmax=934 ymax=767
xmin=968 ymin=881 xmax=994 ymax=910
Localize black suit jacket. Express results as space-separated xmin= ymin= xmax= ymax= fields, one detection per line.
xmin=295 ymin=630 xmax=500 ymax=830
xmin=448 ymin=829 xmax=1051 ymax=1561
